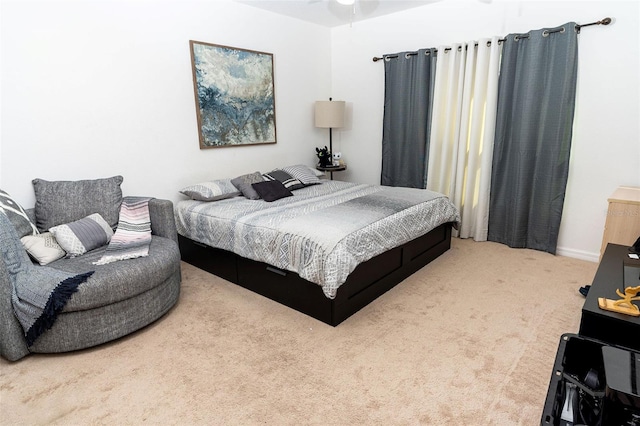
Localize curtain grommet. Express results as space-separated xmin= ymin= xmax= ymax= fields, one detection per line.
xmin=542 ymin=30 xmax=549 ymax=37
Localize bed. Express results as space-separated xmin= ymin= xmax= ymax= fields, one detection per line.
xmin=175 ymin=178 xmax=460 ymax=326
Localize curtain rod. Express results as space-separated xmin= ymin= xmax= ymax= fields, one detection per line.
xmin=372 ymin=17 xmax=612 ymax=62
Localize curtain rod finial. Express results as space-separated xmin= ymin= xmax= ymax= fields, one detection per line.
xmin=601 ymin=17 xmax=612 ymax=25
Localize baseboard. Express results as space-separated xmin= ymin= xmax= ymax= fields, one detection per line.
xmin=556 ymin=246 xmax=599 ymax=263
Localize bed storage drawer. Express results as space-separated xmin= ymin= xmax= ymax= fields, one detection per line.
xmin=178 ymin=223 xmax=453 ymax=326
xmin=403 ymin=224 xmax=449 ymax=263
xmin=236 ymin=257 xmax=334 ymax=324
xmin=178 ymin=235 xmax=238 ymax=283
xmin=338 ymin=247 xmax=403 ymax=300
xmin=331 ymin=223 xmax=452 ymax=325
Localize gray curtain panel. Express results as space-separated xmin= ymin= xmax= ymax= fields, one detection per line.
xmin=381 ymin=48 xmax=437 ymax=188
xmin=488 ymin=23 xmax=579 ymax=254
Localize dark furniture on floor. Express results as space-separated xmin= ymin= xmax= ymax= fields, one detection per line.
xmin=179 ymin=222 xmax=453 ymax=326
xmin=579 ymin=243 xmax=640 ymax=352
xmin=541 ymin=334 xmax=639 ymax=426
xmin=541 ymin=243 xmax=640 ymax=425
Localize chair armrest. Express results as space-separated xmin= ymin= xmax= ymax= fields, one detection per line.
xmin=149 ymin=199 xmax=178 ymax=244
xmin=0 ymin=254 xmax=30 ymax=361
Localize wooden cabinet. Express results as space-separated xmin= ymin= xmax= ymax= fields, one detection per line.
xmin=600 ymin=186 xmax=640 ymax=259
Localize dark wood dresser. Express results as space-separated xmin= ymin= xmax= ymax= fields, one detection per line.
xmin=579 ymin=243 xmax=640 ymax=351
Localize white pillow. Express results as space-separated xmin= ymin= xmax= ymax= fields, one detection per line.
xmin=49 ymin=213 xmax=114 ymax=257
xmin=21 ymin=232 xmax=66 ymax=265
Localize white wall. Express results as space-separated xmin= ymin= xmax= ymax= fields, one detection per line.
xmin=330 ymin=0 xmax=640 ymax=261
xmin=2 ymin=0 xmax=638 ymax=261
xmin=0 ymin=0 xmax=332 ymax=206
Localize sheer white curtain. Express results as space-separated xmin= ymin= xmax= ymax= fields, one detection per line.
xmin=427 ymin=37 xmax=501 ymax=241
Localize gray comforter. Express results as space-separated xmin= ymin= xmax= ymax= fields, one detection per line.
xmin=176 ymin=181 xmax=460 ymax=298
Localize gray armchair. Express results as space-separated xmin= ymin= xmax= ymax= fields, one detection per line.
xmin=1 ymin=184 xmax=181 ymax=361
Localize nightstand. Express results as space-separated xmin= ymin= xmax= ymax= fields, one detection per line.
xmin=600 ymin=186 xmax=640 ymax=259
xmin=316 ymin=165 xmax=346 ymax=180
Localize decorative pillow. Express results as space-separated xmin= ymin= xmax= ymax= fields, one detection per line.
xmin=32 ymin=176 xmax=123 ymax=232
xmin=0 ymin=189 xmax=39 ymax=238
xmin=281 ymin=165 xmax=321 ymax=185
xmin=180 ymin=179 xmax=241 ymax=201
xmin=262 ymin=170 xmax=305 ymax=191
xmin=313 ymin=168 xmax=325 ymax=177
xmin=231 ymin=172 xmax=264 ymax=200
xmin=49 ymin=213 xmax=114 ymax=257
xmin=252 ymin=181 xmax=293 ymax=202
xmin=21 ymin=232 xmax=66 ymax=265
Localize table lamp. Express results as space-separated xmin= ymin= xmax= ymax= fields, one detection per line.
xmin=315 ymin=98 xmax=345 ymax=166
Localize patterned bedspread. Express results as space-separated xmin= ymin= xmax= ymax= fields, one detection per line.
xmin=175 ymin=181 xmax=460 ymax=299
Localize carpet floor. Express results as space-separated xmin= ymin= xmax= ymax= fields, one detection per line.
xmin=0 ymin=238 xmax=598 ymax=425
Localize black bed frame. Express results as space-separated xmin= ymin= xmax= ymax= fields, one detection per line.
xmin=178 ymin=222 xmax=453 ymax=326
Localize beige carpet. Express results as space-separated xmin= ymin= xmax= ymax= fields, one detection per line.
xmin=0 ymin=238 xmax=598 ymax=425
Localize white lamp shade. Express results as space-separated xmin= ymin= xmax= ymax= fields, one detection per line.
xmin=315 ymin=100 xmax=345 ymax=128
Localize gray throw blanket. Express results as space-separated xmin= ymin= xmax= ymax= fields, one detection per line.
xmin=0 ymin=212 xmax=93 ymax=346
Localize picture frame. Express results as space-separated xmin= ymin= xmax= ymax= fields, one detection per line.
xmin=189 ymin=40 xmax=277 ymax=149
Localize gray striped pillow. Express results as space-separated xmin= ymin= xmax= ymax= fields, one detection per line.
xmin=180 ymin=179 xmax=241 ymax=201
xmin=281 ymin=165 xmax=321 ymax=185
xmin=49 ymin=213 xmax=114 ymax=257
xmin=0 ymin=189 xmax=39 ymax=238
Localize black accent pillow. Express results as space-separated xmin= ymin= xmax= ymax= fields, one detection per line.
xmin=262 ymin=170 xmax=306 ymax=191
xmin=251 ymin=181 xmax=293 ymax=202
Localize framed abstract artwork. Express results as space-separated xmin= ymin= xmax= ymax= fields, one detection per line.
xmin=189 ymin=40 xmax=277 ymax=149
